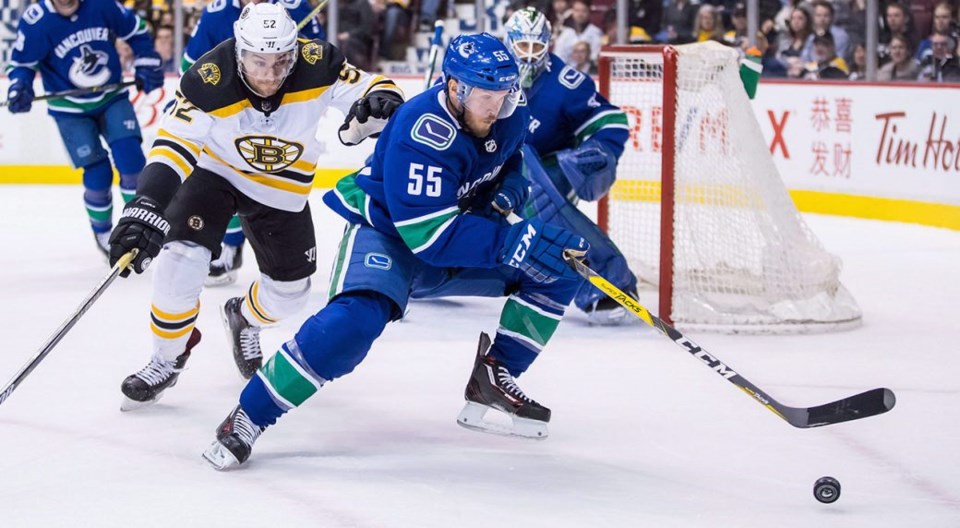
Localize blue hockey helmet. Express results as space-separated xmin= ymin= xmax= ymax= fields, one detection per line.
xmin=442 ymin=33 xmax=522 ymax=120
xmin=504 ymin=7 xmax=553 ymax=88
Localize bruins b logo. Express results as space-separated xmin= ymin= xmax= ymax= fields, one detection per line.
xmin=235 ymin=136 xmax=304 ymax=172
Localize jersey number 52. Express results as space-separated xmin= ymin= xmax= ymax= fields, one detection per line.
xmin=408 ymin=163 xmax=442 ymax=197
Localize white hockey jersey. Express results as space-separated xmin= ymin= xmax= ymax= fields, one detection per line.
xmin=148 ymin=38 xmax=402 ymax=212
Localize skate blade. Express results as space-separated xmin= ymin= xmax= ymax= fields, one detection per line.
xmin=456 ymin=402 xmax=548 ymax=440
xmin=202 ymin=441 xmax=241 ymax=471
xmin=120 ymin=394 xmax=161 ymax=412
xmin=205 ymin=270 xmax=238 ymax=287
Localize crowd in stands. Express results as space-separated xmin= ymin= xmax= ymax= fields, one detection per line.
xmin=113 ymin=0 xmax=960 ymax=82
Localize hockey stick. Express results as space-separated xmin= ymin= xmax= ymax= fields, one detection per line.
xmin=560 ymin=248 xmax=896 ymax=428
xmin=296 ymin=0 xmax=329 ymax=31
xmin=0 ymin=80 xmax=137 ymax=107
xmin=423 ymin=20 xmax=445 ymax=90
xmin=0 ymin=249 xmax=138 ymax=407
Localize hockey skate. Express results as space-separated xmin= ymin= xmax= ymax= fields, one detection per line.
xmin=120 ymin=328 xmax=201 ymax=411
xmin=456 ymin=332 xmax=551 ymax=440
xmin=202 ymin=405 xmax=265 ymax=470
xmin=220 ymin=297 xmax=262 ymax=379
xmin=94 ymin=231 xmax=111 ymax=259
xmin=205 ymin=242 xmax=243 ymax=286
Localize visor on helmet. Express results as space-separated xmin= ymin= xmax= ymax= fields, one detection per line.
xmin=455 ymin=80 xmax=522 ymax=120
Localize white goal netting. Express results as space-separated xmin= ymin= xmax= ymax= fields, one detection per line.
xmin=601 ymin=42 xmax=861 ymax=333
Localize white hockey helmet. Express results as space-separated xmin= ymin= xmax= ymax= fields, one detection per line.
xmin=233 ymin=2 xmax=299 ymax=97
xmin=504 ymin=7 xmax=552 ymax=88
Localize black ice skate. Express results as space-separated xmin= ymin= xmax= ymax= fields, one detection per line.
xmin=220 ymin=297 xmax=262 ymax=379
xmin=456 ymin=332 xmax=551 ymax=439
xmin=202 ymin=405 xmax=265 ymax=470
xmin=120 ymin=328 xmax=201 ymax=411
xmin=205 ymin=242 xmax=243 ymax=286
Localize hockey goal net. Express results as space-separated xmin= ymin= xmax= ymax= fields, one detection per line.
xmin=598 ymin=42 xmax=861 ymax=333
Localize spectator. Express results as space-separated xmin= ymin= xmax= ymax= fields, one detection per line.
xmin=418 ymin=0 xmax=444 ymax=30
xmin=337 ymin=0 xmax=376 ymax=71
xmin=549 ymin=0 xmax=572 ymax=40
xmin=659 ymin=0 xmax=698 ymax=43
xmin=378 ymin=0 xmax=411 ymax=60
xmin=569 ymin=39 xmax=594 ymax=73
xmin=833 ymin=0 xmax=867 ymax=45
xmin=628 ymin=0 xmax=662 ymax=43
xmin=723 ymin=3 xmax=748 ymax=47
xmin=776 ymin=5 xmax=814 ymax=77
xmin=154 ymin=24 xmax=176 ymax=73
xmin=917 ymin=2 xmax=959 ymax=63
xmin=806 ymin=0 xmax=849 ymax=62
xmin=919 ymin=33 xmax=960 ymax=81
xmin=554 ymin=0 xmax=603 ymax=63
xmin=879 ymin=2 xmax=911 ymax=65
xmin=692 ymin=4 xmax=725 ymax=43
xmin=847 ymin=41 xmax=868 ymax=80
xmin=805 ymin=31 xmax=848 ymax=79
xmin=878 ymin=34 xmax=920 ymax=80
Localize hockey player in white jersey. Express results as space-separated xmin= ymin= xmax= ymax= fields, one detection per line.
xmin=108 ymin=2 xmax=403 ymax=410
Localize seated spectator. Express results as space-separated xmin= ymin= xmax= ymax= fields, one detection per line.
xmin=378 ymin=0 xmax=411 ymax=61
xmin=847 ymin=41 xmax=869 ymax=80
xmin=692 ymin=4 xmax=725 ymax=43
xmin=723 ymin=3 xmax=748 ymax=47
xmin=776 ymin=5 xmax=814 ymax=77
xmin=554 ymin=0 xmax=603 ymax=64
xmin=154 ymin=24 xmax=176 ymax=74
xmin=833 ymin=0 xmax=867 ymax=46
xmin=878 ymin=35 xmax=920 ymax=80
xmin=629 ymin=0 xmax=662 ymax=43
xmin=918 ymin=33 xmax=960 ymax=82
xmin=549 ymin=0 xmax=572 ymax=40
xmin=569 ymin=40 xmax=595 ymax=73
xmin=879 ymin=2 xmax=912 ymax=65
xmin=659 ymin=0 xmax=698 ymax=44
xmin=804 ymin=31 xmax=849 ymax=79
xmin=805 ymin=0 xmax=849 ymax=62
xmin=916 ymin=2 xmax=959 ymax=63
xmin=337 ymin=0 xmax=376 ymax=71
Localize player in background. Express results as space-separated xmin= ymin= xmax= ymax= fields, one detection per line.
xmin=202 ymin=33 xmax=589 ymax=470
xmin=5 ymin=0 xmax=164 ymax=256
xmin=108 ymin=3 xmax=402 ymax=410
xmin=501 ymin=7 xmax=637 ymax=325
xmin=182 ymin=0 xmax=326 ymax=286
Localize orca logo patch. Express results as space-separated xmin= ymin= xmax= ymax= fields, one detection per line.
xmin=411 ymin=114 xmax=455 ymax=151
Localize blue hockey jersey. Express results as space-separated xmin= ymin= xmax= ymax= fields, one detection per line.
xmin=324 ymin=84 xmax=529 ymax=269
xmin=524 ymin=54 xmax=628 ymax=160
xmin=5 ymin=0 xmax=158 ymax=115
xmin=182 ymin=0 xmax=325 ymax=73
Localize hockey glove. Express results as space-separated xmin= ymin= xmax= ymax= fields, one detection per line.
xmin=498 ymin=218 xmax=589 ymax=284
xmin=133 ymin=56 xmax=164 ymax=94
xmin=6 ymin=78 xmax=34 ymax=114
xmin=108 ymin=196 xmax=170 ymax=277
xmin=556 ymin=140 xmax=618 ymax=202
xmin=490 ymin=169 xmax=530 ymax=216
xmin=338 ymin=90 xmax=404 ymax=146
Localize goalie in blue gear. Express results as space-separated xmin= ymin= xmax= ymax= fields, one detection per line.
xmin=203 ymin=33 xmax=590 ymax=470
xmin=502 ymin=7 xmax=638 ymax=325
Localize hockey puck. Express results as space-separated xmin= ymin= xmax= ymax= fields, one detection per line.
xmin=813 ymin=476 xmax=841 ymax=503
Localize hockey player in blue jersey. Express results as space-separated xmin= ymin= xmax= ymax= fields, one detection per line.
xmin=499 ymin=7 xmax=638 ymax=325
xmin=5 ymin=0 xmax=163 ymax=256
xmin=202 ymin=33 xmax=590 ymax=470
xmin=182 ymin=0 xmax=325 ymax=286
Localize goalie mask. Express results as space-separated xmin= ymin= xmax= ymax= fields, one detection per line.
xmin=234 ymin=2 xmax=299 ymax=98
xmin=442 ymin=33 xmax=522 ymax=125
xmin=504 ymin=7 xmax=552 ymax=89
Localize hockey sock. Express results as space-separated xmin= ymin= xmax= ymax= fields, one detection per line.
xmin=240 ymin=276 xmax=311 ymax=326
xmin=223 ymin=215 xmax=246 ymax=247
xmin=240 ymin=292 xmax=394 ymax=427
xmin=490 ymin=291 xmax=568 ymax=377
xmin=82 ymin=159 xmax=114 ymax=233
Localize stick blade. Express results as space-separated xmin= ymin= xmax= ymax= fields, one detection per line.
xmin=791 ymin=387 xmax=896 ymax=428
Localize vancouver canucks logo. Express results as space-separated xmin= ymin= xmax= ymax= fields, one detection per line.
xmin=235 ymin=136 xmax=304 ymax=172
xmin=68 ymin=44 xmax=110 ymax=88
xmin=301 ymin=42 xmax=323 ymax=64
xmin=199 ymin=63 xmax=221 ymax=85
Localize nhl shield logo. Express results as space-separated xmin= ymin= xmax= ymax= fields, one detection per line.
xmin=485 ymin=139 xmax=497 ymax=153
xmin=199 ymin=63 xmax=221 ymax=85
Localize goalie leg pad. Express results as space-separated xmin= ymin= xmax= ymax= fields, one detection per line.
xmin=150 ymin=241 xmax=211 ymax=362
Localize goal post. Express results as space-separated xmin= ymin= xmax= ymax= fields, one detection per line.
xmin=598 ymin=42 xmax=861 ymax=334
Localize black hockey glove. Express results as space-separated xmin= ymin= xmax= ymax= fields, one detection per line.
xmin=108 ymin=196 xmax=170 ymax=277
xmin=338 ymin=90 xmax=404 ymax=146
